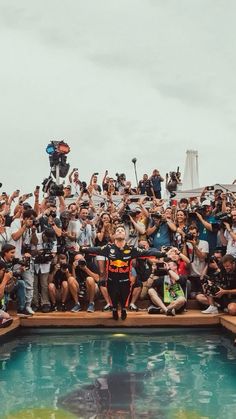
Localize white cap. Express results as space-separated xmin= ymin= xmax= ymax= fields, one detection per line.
xmin=201 ymin=199 xmax=212 ymax=206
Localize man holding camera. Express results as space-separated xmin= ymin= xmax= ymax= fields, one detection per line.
xmin=48 ymin=254 xmax=70 ymax=311
xmin=146 ymin=212 xmax=173 ymax=250
xmin=68 ymin=253 xmax=100 ymax=313
xmin=0 ymin=244 xmax=28 ymax=316
xmin=31 ymin=228 xmax=57 ymax=313
xmin=77 ymin=206 xmax=96 ymax=247
xmin=222 ymin=209 xmax=236 ymax=257
xmin=150 ymin=169 xmax=164 ymax=199
xmin=182 ymin=225 xmax=209 ymax=297
xmin=193 ymin=200 xmax=219 ymax=255
xmin=201 ymin=254 xmax=236 ymax=315
xmin=0 ymin=260 xmax=13 ymax=327
xmin=148 ymin=260 xmax=187 ymax=316
xmin=10 ymin=209 xmax=38 ymax=315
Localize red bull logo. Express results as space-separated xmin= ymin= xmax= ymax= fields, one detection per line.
xmin=109 ymin=259 xmax=130 ymax=273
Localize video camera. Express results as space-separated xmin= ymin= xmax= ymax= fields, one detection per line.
xmin=215 ymin=212 xmax=232 ymax=227
xmin=34 ymin=250 xmax=54 ymax=264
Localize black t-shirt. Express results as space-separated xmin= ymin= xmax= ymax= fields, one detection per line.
xmin=135 ymin=258 xmax=152 ymax=282
xmin=73 ymin=260 xmax=99 ymax=284
xmin=222 ymin=269 xmax=236 ymax=290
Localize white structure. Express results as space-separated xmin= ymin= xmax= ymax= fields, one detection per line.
xmin=182 ymin=150 xmax=199 ymax=190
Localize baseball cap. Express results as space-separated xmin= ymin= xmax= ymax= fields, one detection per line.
xmin=201 ymin=199 xmax=212 ymax=206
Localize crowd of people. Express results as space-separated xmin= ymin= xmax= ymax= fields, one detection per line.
xmin=1 ymin=167 xmax=236 ymax=328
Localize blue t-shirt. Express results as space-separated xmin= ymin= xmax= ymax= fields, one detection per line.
xmin=151 ymin=222 xmax=172 ymax=250
xmin=197 ymin=215 xmax=219 ymax=255
xmin=150 ymin=176 xmax=162 ymax=192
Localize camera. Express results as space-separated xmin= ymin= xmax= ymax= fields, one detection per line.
xmin=47 ymin=210 xmax=57 ymax=218
xmin=201 ymin=274 xmax=223 ymax=296
xmin=12 ymin=256 xmax=31 ymax=271
xmin=34 ymin=251 xmax=54 ymax=264
xmin=78 ymin=259 xmax=87 ymax=268
xmin=215 ymin=212 xmax=232 ymax=226
xmin=151 ymin=212 xmax=162 ymax=219
xmin=185 ymin=232 xmax=194 ymax=241
xmin=60 ymin=263 xmax=69 ymax=270
xmin=42 ymin=177 xmax=64 ymax=197
xmin=209 ymin=255 xmax=218 ymax=264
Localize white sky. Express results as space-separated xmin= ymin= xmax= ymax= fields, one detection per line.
xmin=0 ymin=0 xmax=236 ymax=194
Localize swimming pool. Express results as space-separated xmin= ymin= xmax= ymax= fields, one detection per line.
xmin=1 ymin=329 xmax=236 ymax=418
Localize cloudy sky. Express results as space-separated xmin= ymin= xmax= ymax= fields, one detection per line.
xmin=0 ymin=0 xmax=236 ymax=194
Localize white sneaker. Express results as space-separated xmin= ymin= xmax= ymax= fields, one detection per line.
xmin=201 ymin=305 xmax=219 ymax=314
xmin=25 ymin=305 xmax=35 ymax=315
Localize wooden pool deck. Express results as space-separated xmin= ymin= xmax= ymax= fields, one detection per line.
xmin=1 ymin=310 xmax=236 ymax=339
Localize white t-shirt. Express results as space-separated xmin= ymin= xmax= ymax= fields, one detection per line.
xmin=224 ymin=227 xmax=236 ymax=258
xmin=186 ymin=239 xmax=209 ymax=277
xmin=0 ymin=227 xmax=12 ymax=251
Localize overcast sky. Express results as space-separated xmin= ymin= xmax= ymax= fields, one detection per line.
xmin=0 ymin=0 xmax=236 ymax=194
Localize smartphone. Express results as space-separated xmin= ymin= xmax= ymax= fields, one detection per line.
xmin=206 ymin=186 xmax=214 ymax=191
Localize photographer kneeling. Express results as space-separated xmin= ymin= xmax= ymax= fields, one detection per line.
xmin=68 ymin=253 xmax=100 ymax=313
xmin=201 ymin=254 xmax=236 ymax=315
xmin=48 ymin=254 xmax=70 ymax=311
xmin=0 ymin=261 xmax=13 ymax=327
xmin=148 ymin=260 xmax=187 ymax=316
xmin=0 ymin=244 xmax=29 ymax=316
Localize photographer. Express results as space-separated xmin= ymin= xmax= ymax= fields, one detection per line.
xmin=0 ymin=244 xmax=28 ymax=316
xmin=193 ymin=200 xmax=219 ymax=255
xmin=48 ymin=254 xmax=70 ymax=311
xmin=222 ymin=208 xmax=236 ymax=257
xmin=146 ymin=211 xmax=174 ymax=250
xmin=77 ymin=206 xmax=96 ymax=246
xmin=182 ymin=225 xmax=209 ymax=297
xmin=148 ymin=260 xmax=187 ymax=316
xmin=11 ymin=209 xmax=38 ymax=315
xmin=32 ymin=228 xmax=57 ymax=313
xmin=38 ymin=204 xmax=62 ymax=238
xmin=123 ymin=207 xmax=146 ymax=247
xmin=150 ymin=169 xmax=164 ymax=199
xmin=68 ymin=169 xmax=82 ymax=196
xmin=201 ymin=254 xmax=236 ymax=315
xmin=138 ymin=174 xmax=155 ymax=197
xmin=196 ymin=250 xmax=223 ymax=313
xmin=88 ymin=173 xmax=102 ymax=195
xmin=68 ymin=253 xmax=100 ymax=313
xmin=0 ymin=261 xmax=13 ymax=327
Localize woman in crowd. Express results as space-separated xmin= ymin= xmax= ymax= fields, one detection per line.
xmin=0 ymin=214 xmax=12 ymax=251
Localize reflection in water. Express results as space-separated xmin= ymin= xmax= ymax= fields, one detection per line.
xmin=0 ymin=331 xmax=236 ymax=418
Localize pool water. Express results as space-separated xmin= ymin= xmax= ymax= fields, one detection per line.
xmin=1 ymin=329 xmax=236 ymax=419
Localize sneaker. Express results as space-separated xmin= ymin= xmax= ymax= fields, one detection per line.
xmin=51 ymin=304 xmax=58 ymax=312
xmin=61 ymin=303 xmax=67 ymax=312
xmin=41 ymin=304 xmax=51 ymax=313
xmin=87 ymin=302 xmax=95 ymax=313
xmin=25 ymin=305 xmax=35 ymax=315
xmin=121 ymin=309 xmax=127 ymax=321
xmin=201 ymin=305 xmax=219 ymax=314
xmin=102 ymin=303 xmax=112 ymax=312
xmin=166 ymin=308 xmax=176 ymax=316
xmin=148 ymin=305 xmax=161 ymax=315
xmin=0 ymin=318 xmax=13 ymax=328
xmin=31 ymin=305 xmax=40 ymax=312
xmin=71 ymin=303 xmax=81 ymax=312
xmin=129 ymin=303 xmax=138 ymax=311
xmin=17 ymin=309 xmax=33 ymax=317
xmin=112 ymin=309 xmax=119 ymax=320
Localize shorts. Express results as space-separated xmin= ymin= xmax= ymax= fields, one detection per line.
xmin=217 ymin=297 xmax=236 ymax=309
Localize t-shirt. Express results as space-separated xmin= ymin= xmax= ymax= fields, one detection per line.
xmin=197 ymin=215 xmax=219 ymax=255
xmin=186 ymin=240 xmax=209 ymax=277
xmin=224 ymin=227 xmax=236 ymax=258
xmin=150 ymin=221 xmax=172 ymax=250
xmin=0 ymin=228 xmax=12 ymax=251
xmin=150 ymin=176 xmax=162 ymax=192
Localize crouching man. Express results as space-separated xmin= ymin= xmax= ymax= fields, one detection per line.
xmin=0 ymin=261 xmax=13 ymax=327
xmin=148 ymin=260 xmax=187 ymax=316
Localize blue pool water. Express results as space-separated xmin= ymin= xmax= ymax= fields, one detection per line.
xmin=1 ymin=329 xmax=236 ymax=418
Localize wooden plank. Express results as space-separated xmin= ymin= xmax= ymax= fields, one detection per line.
xmin=20 ymin=310 xmax=220 ymax=328
xmin=0 ymin=317 xmax=20 ymax=337
xmin=220 ymin=315 xmax=236 ymax=334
